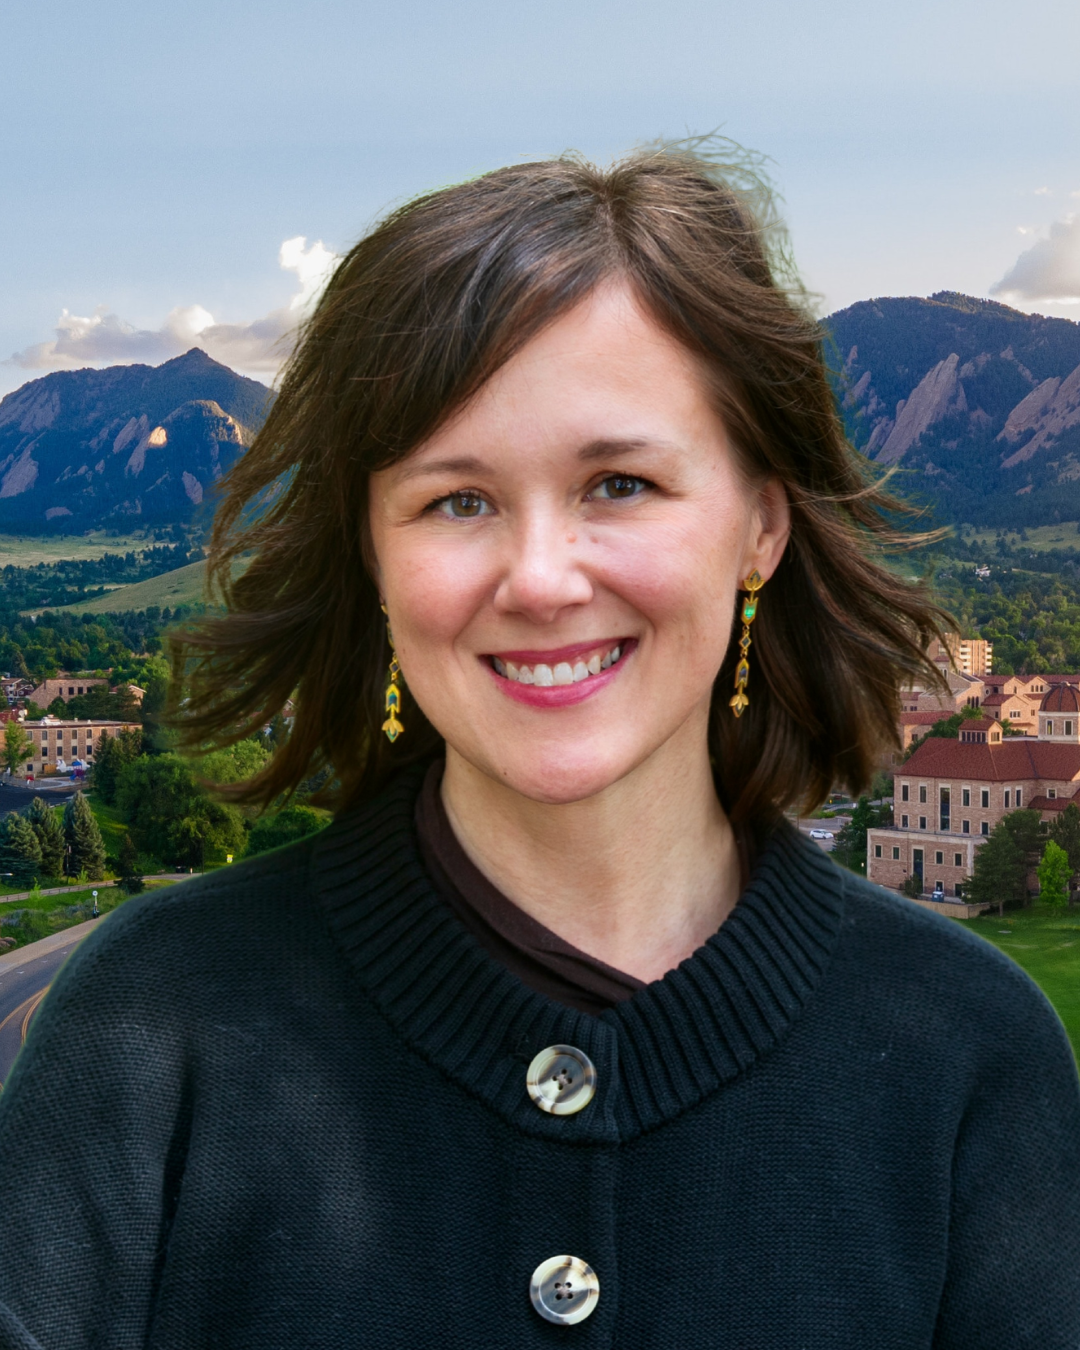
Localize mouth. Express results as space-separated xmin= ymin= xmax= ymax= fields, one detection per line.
xmin=489 ymin=640 xmax=630 ymax=687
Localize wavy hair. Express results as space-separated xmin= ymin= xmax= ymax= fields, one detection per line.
xmin=171 ymin=141 xmax=949 ymax=821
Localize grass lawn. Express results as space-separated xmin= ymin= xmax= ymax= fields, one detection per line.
xmin=0 ymin=530 xmax=164 ymax=568
xmin=954 ymin=905 xmax=1080 ymax=1059
xmin=961 ymin=522 xmax=1080 ymax=553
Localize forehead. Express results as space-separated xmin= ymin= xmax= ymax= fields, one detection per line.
xmin=401 ymin=281 xmax=725 ymax=467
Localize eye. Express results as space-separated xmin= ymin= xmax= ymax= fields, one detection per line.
xmin=589 ymin=474 xmax=648 ymax=501
xmin=432 ymin=491 xmax=492 ymax=519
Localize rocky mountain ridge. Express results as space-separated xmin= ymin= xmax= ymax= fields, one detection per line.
xmin=0 ymin=349 xmax=271 ymax=530
xmin=826 ymin=293 xmax=1080 ymax=527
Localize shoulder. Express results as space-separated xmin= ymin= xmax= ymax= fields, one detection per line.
xmin=49 ymin=832 xmax=327 ymax=999
xmin=831 ymin=864 xmax=1071 ymax=1054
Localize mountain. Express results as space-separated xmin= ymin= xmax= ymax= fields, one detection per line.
xmin=825 ymin=293 xmax=1080 ymax=528
xmin=0 ymin=350 xmax=272 ymax=530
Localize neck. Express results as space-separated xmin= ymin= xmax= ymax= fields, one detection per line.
xmin=440 ymin=724 xmax=740 ymax=983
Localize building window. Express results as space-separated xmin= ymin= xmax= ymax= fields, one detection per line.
xmin=1010 ymin=709 xmax=1020 ymax=718
xmin=1004 ymin=789 xmax=1011 ymax=808
xmin=939 ymin=786 xmax=950 ymax=832
xmin=892 ymin=846 xmax=900 ymax=860
xmin=901 ymin=815 xmax=909 ymax=829
xmin=981 ymin=789 xmax=989 ymax=808
xmin=874 ymin=845 xmax=882 ymax=858
xmin=962 ymin=787 xmax=970 ymax=807
xmin=901 ymin=783 xmax=909 ymax=802
xmin=954 ymin=852 xmax=963 ymax=866
xmin=935 ymin=851 xmax=944 ymax=865
xmin=1049 ymin=788 xmax=1057 ymax=799
xmin=25 ymin=763 xmax=32 ymax=773
xmin=962 ymin=820 xmax=970 ymax=834
xmin=1048 ymin=720 xmax=1055 ymax=735
xmin=919 ymin=817 xmax=927 ymax=830
xmin=1016 ymin=788 xmax=1022 ymax=807
xmin=919 ymin=785 xmax=927 ymax=804
xmin=1067 ymin=721 xmax=1074 ymax=736
xmin=981 ymin=821 xmax=989 ymax=836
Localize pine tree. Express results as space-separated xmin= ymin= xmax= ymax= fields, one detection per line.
xmin=63 ymin=791 xmax=106 ymax=882
xmin=967 ymin=821 xmax=1026 ymax=918
xmin=25 ymin=795 xmax=65 ymax=878
xmin=0 ymin=814 xmax=42 ymax=886
xmin=117 ymin=833 xmax=144 ymax=895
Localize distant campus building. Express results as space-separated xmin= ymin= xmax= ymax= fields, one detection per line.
xmin=19 ymin=718 xmax=141 ymax=778
xmin=870 ymin=683 xmax=1080 ymax=898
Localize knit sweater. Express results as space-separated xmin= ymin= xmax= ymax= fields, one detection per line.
xmin=0 ymin=765 xmax=1077 ymax=1348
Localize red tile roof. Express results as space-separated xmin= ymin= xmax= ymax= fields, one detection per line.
xmin=980 ymin=693 xmax=1010 ymax=706
xmin=900 ymin=737 xmax=1080 ymax=783
xmin=899 ymin=712 xmax=947 ymax=726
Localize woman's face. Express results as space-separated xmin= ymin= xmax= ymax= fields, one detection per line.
xmin=368 ymin=282 xmax=790 ymax=805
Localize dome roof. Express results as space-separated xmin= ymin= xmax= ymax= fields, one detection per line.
xmin=1040 ymin=683 xmax=1080 ymax=713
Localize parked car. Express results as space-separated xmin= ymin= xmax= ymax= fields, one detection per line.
xmin=808 ymin=828 xmax=834 ymax=840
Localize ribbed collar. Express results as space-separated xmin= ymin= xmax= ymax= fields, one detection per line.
xmin=312 ymin=765 xmax=847 ymax=1143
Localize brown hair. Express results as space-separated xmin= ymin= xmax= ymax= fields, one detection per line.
xmin=172 ymin=143 xmax=949 ymax=821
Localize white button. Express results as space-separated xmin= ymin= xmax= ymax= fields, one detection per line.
xmin=529 ymin=1254 xmax=599 ymax=1325
xmin=525 ymin=1045 xmax=596 ymax=1115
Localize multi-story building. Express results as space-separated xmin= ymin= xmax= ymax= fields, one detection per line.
xmin=27 ymin=674 xmax=109 ymax=707
xmin=18 ymin=717 xmax=141 ymax=778
xmin=868 ymin=688 xmax=1080 ymax=897
xmin=927 ymin=634 xmax=993 ymax=676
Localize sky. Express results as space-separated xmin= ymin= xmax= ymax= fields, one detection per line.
xmin=2 ymin=0 xmax=1078 ymax=398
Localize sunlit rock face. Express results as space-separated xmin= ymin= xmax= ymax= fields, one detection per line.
xmin=0 ymin=348 xmax=271 ymax=530
xmin=826 ymin=292 xmax=1080 ymax=528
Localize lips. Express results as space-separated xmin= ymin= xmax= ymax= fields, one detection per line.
xmin=492 ymin=642 xmax=624 ymax=687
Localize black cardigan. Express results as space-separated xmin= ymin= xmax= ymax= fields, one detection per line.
xmin=0 ymin=765 xmax=1077 ymax=1348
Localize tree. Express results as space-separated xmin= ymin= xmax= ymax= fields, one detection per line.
xmin=0 ymin=814 xmax=42 ymax=886
xmin=25 ymin=795 xmax=65 ymax=878
xmin=3 ymin=721 xmax=30 ymax=776
xmin=63 ymin=791 xmax=106 ymax=881
xmin=46 ymin=696 xmax=68 ymax=718
xmin=1037 ymin=839 xmax=1071 ymax=909
xmin=1049 ymin=802 xmax=1080 ymax=903
xmin=197 ymin=738 xmax=270 ymax=786
xmin=117 ymin=833 xmax=144 ymax=895
xmin=966 ymin=821 xmax=1026 ymax=917
xmin=92 ymin=728 xmax=143 ymax=805
xmin=1001 ymin=808 xmax=1045 ymax=904
xmin=246 ymin=804 xmax=329 ymax=857
xmin=116 ymin=753 xmax=244 ymax=868
xmin=831 ymin=795 xmax=891 ymax=875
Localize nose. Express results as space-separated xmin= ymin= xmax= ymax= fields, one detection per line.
xmin=492 ymin=510 xmax=594 ymax=624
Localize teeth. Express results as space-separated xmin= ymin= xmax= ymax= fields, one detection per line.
xmin=493 ymin=644 xmax=625 ymax=685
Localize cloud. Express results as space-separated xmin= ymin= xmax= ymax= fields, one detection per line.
xmin=5 ymin=237 xmax=341 ymax=379
xmin=990 ymin=216 xmax=1080 ymax=304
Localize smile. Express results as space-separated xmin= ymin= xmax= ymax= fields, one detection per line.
xmin=491 ymin=643 xmax=624 ymax=687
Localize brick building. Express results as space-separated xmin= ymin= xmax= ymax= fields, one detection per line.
xmin=27 ymin=674 xmax=109 ymax=707
xmin=868 ymin=693 xmax=1080 ymax=897
xmin=18 ymin=718 xmax=140 ymax=778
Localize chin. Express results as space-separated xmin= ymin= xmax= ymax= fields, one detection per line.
xmin=490 ymin=742 xmax=637 ymax=807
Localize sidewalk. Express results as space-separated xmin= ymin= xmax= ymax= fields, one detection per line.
xmin=0 ymin=873 xmax=192 ymax=906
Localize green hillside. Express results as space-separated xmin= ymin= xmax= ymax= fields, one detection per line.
xmin=42 ymin=560 xmax=213 ymax=614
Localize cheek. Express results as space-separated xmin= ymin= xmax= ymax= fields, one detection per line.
xmin=386 ymin=542 xmax=491 ymax=664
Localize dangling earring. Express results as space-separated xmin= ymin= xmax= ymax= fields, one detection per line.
xmin=380 ymin=604 xmax=404 ymax=743
xmin=729 ymin=569 xmax=764 ymax=718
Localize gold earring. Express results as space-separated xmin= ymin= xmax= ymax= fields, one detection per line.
xmin=729 ymin=569 xmax=764 ymax=719
xmin=380 ymin=605 xmax=404 ymax=743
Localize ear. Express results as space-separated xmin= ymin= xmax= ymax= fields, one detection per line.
xmin=740 ymin=478 xmax=790 ymax=584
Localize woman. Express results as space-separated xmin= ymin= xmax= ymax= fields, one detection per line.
xmin=0 ymin=149 xmax=1077 ymax=1348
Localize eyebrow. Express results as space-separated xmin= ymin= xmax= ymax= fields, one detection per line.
xmin=396 ymin=438 xmax=665 ymax=481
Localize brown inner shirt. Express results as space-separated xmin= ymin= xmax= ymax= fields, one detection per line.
xmin=414 ymin=760 xmax=751 ymax=1015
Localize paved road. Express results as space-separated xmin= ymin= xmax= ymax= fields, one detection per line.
xmin=0 ymin=780 xmax=77 ymax=817
xmin=0 ymin=921 xmax=99 ymax=1088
